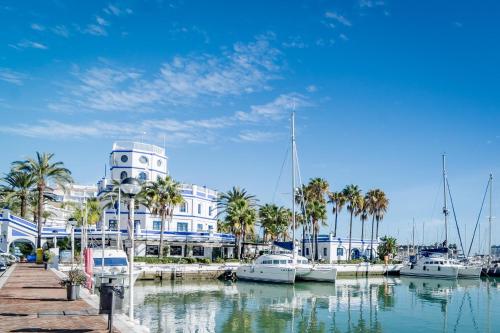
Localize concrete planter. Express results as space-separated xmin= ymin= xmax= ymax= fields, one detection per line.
xmin=66 ymin=284 xmax=80 ymax=301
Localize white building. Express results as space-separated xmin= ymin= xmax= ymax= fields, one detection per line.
xmin=97 ymin=141 xmax=234 ymax=258
xmin=300 ymin=234 xmax=379 ymax=263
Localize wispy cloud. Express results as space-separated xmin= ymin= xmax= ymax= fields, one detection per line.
xmin=51 ymin=25 xmax=69 ymax=37
xmin=359 ymin=0 xmax=385 ymax=8
xmin=30 ymin=23 xmax=45 ymax=31
xmin=0 ymin=68 xmax=27 ymax=85
xmin=339 ymin=33 xmax=349 ymax=41
xmin=282 ymin=36 xmax=308 ymax=49
xmin=453 ymin=21 xmax=463 ymax=28
xmin=3 ymin=92 xmax=310 ymax=144
xmin=9 ymin=40 xmax=48 ymax=50
xmin=49 ymin=37 xmax=281 ymax=113
xmin=325 ymin=12 xmax=352 ymax=27
xmin=103 ymin=4 xmax=133 ymax=16
xmin=306 ymin=85 xmax=317 ymax=93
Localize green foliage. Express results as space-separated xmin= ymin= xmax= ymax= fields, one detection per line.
xmin=59 ymin=268 xmax=87 ymax=287
xmin=378 ymin=236 xmax=397 ymax=260
xmin=56 ymin=237 xmax=71 ymax=250
xmin=259 ymin=203 xmax=291 ymax=242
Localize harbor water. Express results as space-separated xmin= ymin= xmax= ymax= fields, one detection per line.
xmin=129 ymin=277 xmax=500 ymax=332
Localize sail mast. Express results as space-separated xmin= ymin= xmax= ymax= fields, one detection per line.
xmin=291 ymin=108 xmax=297 ymax=261
xmin=442 ymin=154 xmax=449 ymax=246
xmin=488 ymin=173 xmax=493 ymax=265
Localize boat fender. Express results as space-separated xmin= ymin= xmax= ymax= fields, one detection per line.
xmin=423 ymin=266 xmax=426 ymax=271
xmin=438 ymin=266 xmax=441 ymax=271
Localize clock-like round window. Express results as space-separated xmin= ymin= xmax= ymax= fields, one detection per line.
xmin=120 ymin=155 xmax=128 ymax=163
xmin=157 ymin=159 xmax=162 ymax=167
xmin=139 ymin=156 xmax=148 ymax=164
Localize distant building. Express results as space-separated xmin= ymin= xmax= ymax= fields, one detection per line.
xmin=301 ymin=234 xmax=379 ymax=262
xmin=491 ymin=245 xmax=500 ymax=258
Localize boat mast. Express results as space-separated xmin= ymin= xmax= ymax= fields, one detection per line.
xmin=488 ymin=173 xmax=493 ymax=265
xmin=291 ymin=109 xmax=297 ymax=262
xmin=442 ymin=154 xmax=449 ymax=247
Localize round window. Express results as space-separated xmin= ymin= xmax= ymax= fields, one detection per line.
xmin=120 ymin=171 xmax=128 ymax=180
xmin=139 ymin=156 xmax=148 ymax=164
xmin=157 ymin=159 xmax=162 ymax=167
xmin=120 ymin=155 xmax=128 ymax=163
xmin=139 ymin=172 xmax=147 ymax=181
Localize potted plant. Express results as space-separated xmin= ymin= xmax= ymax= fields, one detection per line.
xmin=59 ymin=268 xmax=87 ymax=301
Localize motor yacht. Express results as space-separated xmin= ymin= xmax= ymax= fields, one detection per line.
xmin=92 ymin=249 xmax=140 ymax=287
xmin=400 ymin=255 xmax=459 ymax=279
xmin=236 ymin=253 xmax=296 ymax=284
xmin=295 ymin=255 xmax=337 ymax=282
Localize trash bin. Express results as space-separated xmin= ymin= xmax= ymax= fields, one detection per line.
xmin=99 ymin=282 xmax=124 ymax=314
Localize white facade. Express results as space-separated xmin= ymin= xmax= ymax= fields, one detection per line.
xmin=97 ymin=141 xmax=218 ymax=235
xmin=52 ymin=184 xmax=98 ymax=204
xmin=300 ymin=234 xmax=379 ymax=263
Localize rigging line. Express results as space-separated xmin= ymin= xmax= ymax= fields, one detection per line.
xmin=452 ymin=291 xmax=467 ymax=333
xmin=272 ymin=145 xmax=290 ymax=204
xmin=466 ymin=291 xmax=480 ymax=333
xmin=430 ymin=177 xmax=443 ymax=227
xmin=446 ymin=179 xmax=465 ymax=256
xmin=467 ymin=178 xmax=490 ymax=257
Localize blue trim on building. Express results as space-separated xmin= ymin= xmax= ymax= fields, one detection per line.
xmin=110 ymin=150 xmax=168 ymax=160
xmin=110 ymin=166 xmax=167 ymax=175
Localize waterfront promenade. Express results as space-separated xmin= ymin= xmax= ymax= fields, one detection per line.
xmin=0 ymin=263 xmax=118 ymax=332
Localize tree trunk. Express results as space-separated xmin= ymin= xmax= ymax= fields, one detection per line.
xmin=240 ymin=223 xmax=245 ymax=259
xmin=314 ymin=221 xmax=319 ymax=261
xmin=376 ymin=219 xmax=380 ymax=239
xmin=370 ymin=215 xmax=375 ymax=261
xmin=37 ymin=184 xmax=44 ymax=248
xmin=333 ymin=209 xmax=338 ymax=237
xmin=20 ymin=195 xmax=27 ymax=219
xmin=302 ymin=225 xmax=306 ymax=258
xmin=361 ymin=219 xmax=365 ymax=243
xmin=158 ymin=213 xmax=166 ymax=258
xmin=348 ymin=211 xmax=353 ymax=260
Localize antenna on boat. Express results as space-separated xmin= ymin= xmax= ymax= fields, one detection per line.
xmin=442 ymin=154 xmax=449 ymax=249
xmin=291 ymin=104 xmax=297 ymax=262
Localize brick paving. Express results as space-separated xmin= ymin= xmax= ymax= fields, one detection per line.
xmin=0 ymin=263 xmax=119 ymax=332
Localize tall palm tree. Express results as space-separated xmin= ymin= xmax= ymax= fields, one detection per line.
xmin=365 ymin=189 xmax=378 ymax=261
xmin=327 ymin=191 xmax=346 ymax=237
xmin=357 ymin=197 xmax=368 ymax=243
xmin=71 ymin=197 xmax=102 ymax=226
xmin=1 ymin=169 xmax=35 ymax=218
xmin=342 ymin=184 xmax=363 ymax=260
xmin=307 ymin=178 xmax=329 ymax=203
xmin=374 ymin=191 xmax=389 ymax=239
xmin=306 ymin=199 xmax=328 ymax=260
xmin=259 ymin=204 xmax=292 ymax=242
xmin=13 ymin=152 xmax=73 ymax=248
xmin=217 ymin=187 xmax=257 ymax=259
xmin=142 ymin=176 xmax=184 ymax=258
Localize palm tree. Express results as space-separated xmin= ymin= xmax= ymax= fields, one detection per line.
xmin=71 ymin=197 xmax=102 ymax=226
xmin=142 ymin=176 xmax=184 ymax=258
xmin=217 ymin=187 xmax=257 ymax=259
xmin=306 ymin=199 xmax=328 ymax=260
xmin=358 ymin=197 xmax=368 ymax=243
xmin=13 ymin=152 xmax=73 ymax=248
xmin=259 ymin=204 xmax=291 ymax=242
xmin=374 ymin=191 xmax=389 ymax=239
xmin=365 ymin=189 xmax=378 ymax=261
xmin=1 ymin=169 xmax=35 ymax=218
xmin=328 ymin=191 xmax=346 ymax=237
xmin=307 ymin=178 xmax=329 ymax=203
xmin=342 ymin=184 xmax=363 ymax=260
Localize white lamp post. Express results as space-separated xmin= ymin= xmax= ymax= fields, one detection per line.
xmin=68 ymin=217 xmax=77 ymax=268
xmin=120 ymin=177 xmax=141 ymax=321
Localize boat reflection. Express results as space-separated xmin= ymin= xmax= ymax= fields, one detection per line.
xmin=133 ymin=276 xmax=494 ymax=333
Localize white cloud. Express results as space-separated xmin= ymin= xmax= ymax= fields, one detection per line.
xmin=453 ymin=21 xmax=463 ymax=28
xmin=30 ymin=23 xmax=45 ymax=31
xmin=96 ymin=16 xmax=109 ymax=26
xmin=235 ymin=93 xmax=309 ymax=122
xmin=0 ymin=68 xmax=26 ymax=85
xmin=49 ymin=37 xmax=281 ymax=113
xmin=306 ymin=85 xmax=317 ymax=93
xmin=359 ymin=0 xmax=385 ymax=8
xmin=339 ymin=33 xmax=349 ymax=41
xmin=282 ymin=36 xmax=308 ymax=49
xmin=103 ymin=4 xmax=133 ymax=16
xmin=237 ymin=130 xmax=280 ymax=142
xmin=9 ymin=40 xmax=48 ymax=50
xmin=84 ymin=24 xmax=108 ymax=36
xmin=51 ymin=25 xmax=69 ymax=38
xmin=325 ymin=12 xmax=352 ymax=27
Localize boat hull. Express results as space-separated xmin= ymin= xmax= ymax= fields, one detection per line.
xmin=236 ymin=265 xmax=296 ymax=284
xmin=296 ymin=266 xmax=337 ymax=282
xmin=457 ymin=266 xmax=481 ymax=278
xmin=400 ymin=265 xmax=458 ymax=279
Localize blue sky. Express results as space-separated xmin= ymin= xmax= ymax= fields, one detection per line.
xmin=1 ymin=0 xmax=500 ymax=249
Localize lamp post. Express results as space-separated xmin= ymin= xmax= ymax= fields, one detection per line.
xmin=120 ymin=177 xmax=141 ymax=321
xmin=68 ymin=218 xmax=77 ymax=268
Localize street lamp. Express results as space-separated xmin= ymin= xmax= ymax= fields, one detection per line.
xmin=120 ymin=177 xmax=141 ymax=321
xmin=68 ymin=217 xmax=77 ymax=268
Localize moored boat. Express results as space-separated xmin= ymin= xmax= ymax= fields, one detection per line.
xmin=236 ymin=253 xmax=296 ymax=283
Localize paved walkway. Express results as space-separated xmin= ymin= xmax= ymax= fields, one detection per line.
xmin=0 ymin=263 xmax=119 ymax=332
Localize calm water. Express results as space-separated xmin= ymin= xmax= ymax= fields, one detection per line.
xmin=129 ymin=277 xmax=500 ymax=333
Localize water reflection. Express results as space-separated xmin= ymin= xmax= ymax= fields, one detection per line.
xmin=132 ymin=277 xmax=499 ymax=333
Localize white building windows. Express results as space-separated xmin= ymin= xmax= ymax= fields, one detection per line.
xmin=139 ymin=155 xmax=148 ymax=164
xmin=120 ymin=171 xmax=128 ymax=180
xmin=323 ymin=248 xmax=328 ymax=257
xmin=177 ymin=222 xmax=188 ymax=232
xmin=120 ymin=155 xmax=128 ymax=163
xmin=198 ymin=203 xmax=202 ymax=215
xmin=153 ymin=221 xmax=161 ymax=230
xmin=180 ymin=203 xmax=187 ymax=213
xmin=157 ymin=159 xmax=162 ymax=167
xmin=138 ymin=172 xmax=147 ymax=181
xmin=197 ymin=224 xmax=203 ymax=231
xmin=209 ymin=206 xmax=213 ymax=216
xmin=337 ymin=247 xmax=344 ymax=257
xmin=109 ymin=219 xmax=117 ymax=230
